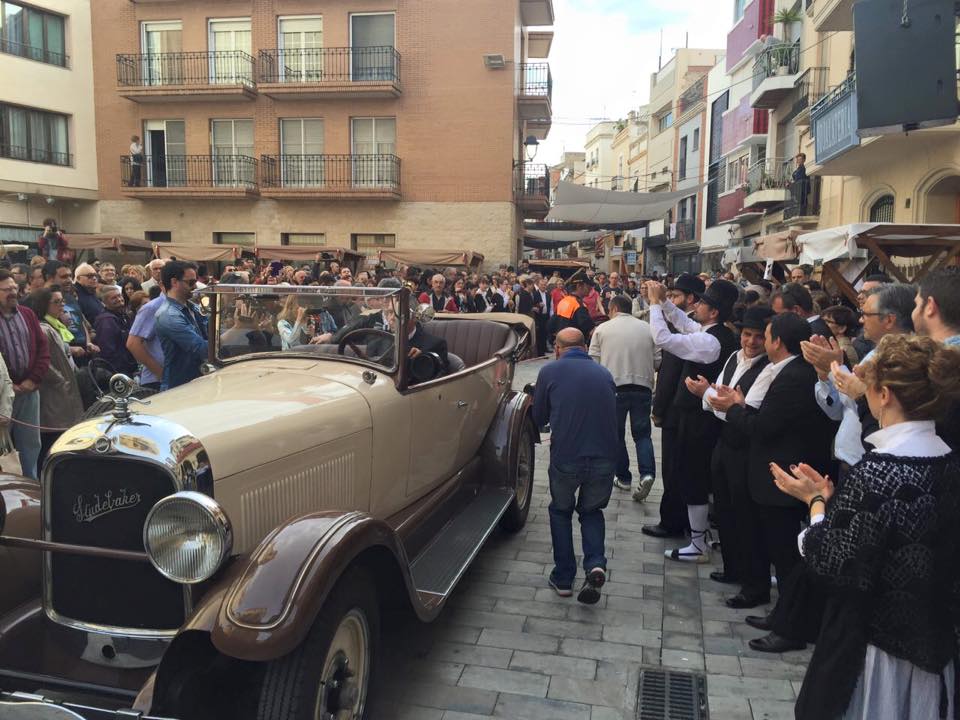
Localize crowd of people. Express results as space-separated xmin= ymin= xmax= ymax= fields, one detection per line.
xmin=534 ymin=264 xmax=960 ymax=718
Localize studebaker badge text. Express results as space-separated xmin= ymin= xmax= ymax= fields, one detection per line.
xmin=73 ymin=490 xmax=142 ymax=523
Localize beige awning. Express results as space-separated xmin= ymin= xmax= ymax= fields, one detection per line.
xmin=545 ymin=181 xmax=706 ymax=224
xmin=753 ymin=230 xmax=799 ymax=261
xmin=154 ymin=244 xmax=240 ymax=261
xmin=255 ymin=245 xmax=364 ymax=262
xmin=378 ymin=249 xmax=485 ymax=268
xmin=66 ymin=234 xmax=153 ymax=251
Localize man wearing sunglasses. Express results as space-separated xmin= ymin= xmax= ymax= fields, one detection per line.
xmin=73 ymin=263 xmax=104 ymax=326
xmin=155 ymin=261 xmax=208 ymax=390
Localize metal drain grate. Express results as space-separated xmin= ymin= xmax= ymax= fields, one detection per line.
xmin=636 ymin=668 xmax=709 ymax=720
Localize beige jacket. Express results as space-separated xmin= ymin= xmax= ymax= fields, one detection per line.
xmin=38 ymin=323 xmax=84 ymax=430
xmin=588 ymin=313 xmax=660 ymax=390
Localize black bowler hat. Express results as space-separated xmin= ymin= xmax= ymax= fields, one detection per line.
xmin=673 ymin=273 xmax=705 ymax=298
xmin=699 ymin=279 xmax=740 ymax=320
xmin=566 ymin=268 xmax=588 ymax=288
xmin=735 ymin=305 xmax=776 ymax=331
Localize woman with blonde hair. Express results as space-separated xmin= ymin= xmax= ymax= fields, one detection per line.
xmin=771 ymin=334 xmax=960 ymax=719
xmin=276 ymin=294 xmax=314 ymax=349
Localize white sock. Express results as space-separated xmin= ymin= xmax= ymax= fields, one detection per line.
xmin=676 ymin=504 xmax=710 ymax=555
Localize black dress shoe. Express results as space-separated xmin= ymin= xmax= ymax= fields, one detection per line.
xmin=748 ymin=632 xmax=807 ymax=653
xmin=745 ymin=614 xmax=772 ymax=631
xmin=709 ymin=570 xmax=739 ymax=584
xmin=725 ymin=593 xmax=770 ymax=609
xmin=641 ymin=524 xmax=685 ymax=539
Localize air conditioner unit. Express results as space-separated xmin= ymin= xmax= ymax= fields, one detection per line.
xmin=483 ymin=54 xmax=506 ymax=69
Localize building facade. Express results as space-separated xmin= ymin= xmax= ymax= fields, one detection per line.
xmin=90 ymin=0 xmax=555 ymax=266
xmin=0 ymin=0 xmax=99 ymax=245
xmin=581 ymin=120 xmax=617 ymax=189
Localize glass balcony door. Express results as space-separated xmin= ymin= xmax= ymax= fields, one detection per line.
xmin=351 ymin=117 xmax=395 ymax=186
xmin=144 ymin=119 xmax=185 ymax=187
xmin=280 ymin=118 xmax=325 ymax=187
xmin=350 ymin=13 xmax=394 ymax=81
xmin=279 ymin=16 xmax=323 ymax=82
xmin=141 ymin=21 xmax=182 ymax=86
xmin=208 ymin=19 xmax=252 ymax=84
xmin=211 ymin=119 xmax=253 ymax=187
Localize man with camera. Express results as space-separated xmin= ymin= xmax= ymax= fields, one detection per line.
xmin=36 ymin=220 xmax=73 ymax=264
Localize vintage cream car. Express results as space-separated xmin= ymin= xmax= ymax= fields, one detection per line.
xmin=0 ymin=285 xmax=538 ymax=720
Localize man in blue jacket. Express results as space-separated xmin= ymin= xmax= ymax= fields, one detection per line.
xmin=533 ymin=327 xmax=618 ymax=604
xmin=155 ymin=261 xmax=208 ymax=390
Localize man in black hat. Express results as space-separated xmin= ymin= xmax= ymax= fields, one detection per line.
xmin=685 ymin=306 xmax=774 ymax=603
xmin=644 ymin=272 xmax=705 ymax=538
xmin=553 ymin=269 xmax=594 ymax=340
xmin=644 ymin=277 xmax=739 ymax=563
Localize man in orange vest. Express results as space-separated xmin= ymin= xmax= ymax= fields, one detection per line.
xmin=554 ymin=269 xmax=594 ymax=340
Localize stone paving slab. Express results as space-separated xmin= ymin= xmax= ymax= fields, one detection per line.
xmin=373 ymin=358 xmax=806 ymax=719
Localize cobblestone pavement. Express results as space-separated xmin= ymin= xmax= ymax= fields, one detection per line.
xmin=373 ymin=358 xmax=811 ymax=720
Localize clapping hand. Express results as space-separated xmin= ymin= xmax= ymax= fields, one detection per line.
xmin=770 ymin=462 xmax=834 ymax=505
xmin=643 ymin=281 xmax=667 ymax=305
xmin=684 ymin=374 xmax=711 ymax=398
xmin=801 ymin=335 xmax=844 ymax=380
xmin=707 ymin=384 xmax=744 ymax=411
xmin=831 ymin=361 xmax=866 ymax=400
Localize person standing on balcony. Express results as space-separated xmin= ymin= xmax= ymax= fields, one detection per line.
xmin=792 ymin=153 xmax=809 ymax=216
xmin=129 ymin=136 xmax=143 ymax=187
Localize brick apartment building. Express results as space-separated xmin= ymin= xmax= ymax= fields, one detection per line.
xmin=90 ymin=0 xmax=554 ymax=266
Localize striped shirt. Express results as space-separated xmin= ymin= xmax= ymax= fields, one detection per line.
xmin=0 ymin=309 xmax=31 ymax=381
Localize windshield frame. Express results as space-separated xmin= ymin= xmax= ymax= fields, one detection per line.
xmin=203 ymin=284 xmax=406 ymax=374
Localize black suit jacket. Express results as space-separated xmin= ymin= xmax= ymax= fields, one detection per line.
xmin=809 ymin=316 xmax=834 ymax=340
xmin=517 ymin=290 xmax=535 ymax=315
xmin=653 ymin=320 xmax=684 ymax=427
xmin=410 ymin=324 xmax=448 ymax=369
xmin=725 ymin=358 xmax=837 ymax=507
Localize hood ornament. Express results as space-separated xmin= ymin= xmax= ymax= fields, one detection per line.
xmin=107 ymin=374 xmax=151 ymax=421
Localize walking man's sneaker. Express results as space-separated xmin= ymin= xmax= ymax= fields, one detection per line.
xmin=613 ymin=477 xmax=632 ymax=492
xmin=548 ymin=572 xmax=573 ymax=597
xmin=632 ymin=474 xmax=655 ymax=502
xmin=577 ymin=567 xmax=606 ymax=604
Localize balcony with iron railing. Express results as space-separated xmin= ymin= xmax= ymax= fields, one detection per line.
xmin=726 ymin=0 xmax=774 ymax=72
xmin=121 ymin=155 xmax=259 ymax=197
xmin=0 ymin=38 xmax=69 ymax=68
xmin=1 ymin=144 xmax=71 ymax=167
xmin=514 ymin=162 xmax=550 ymax=219
xmin=258 ymin=46 xmax=401 ymax=99
xmin=260 ymin=154 xmax=401 ymax=199
xmin=744 ymin=157 xmax=794 ymax=207
xmin=721 ymin=94 xmax=769 ymax=157
xmin=791 ymin=67 xmax=829 ymax=125
xmin=115 ymin=51 xmax=257 ymax=102
xmin=782 ymin=175 xmax=821 ymax=223
xmin=717 ymin=187 xmax=748 ymax=223
xmin=750 ymin=40 xmax=801 ymax=109
xmin=517 ymin=63 xmax=552 ymax=120
xmin=677 ymin=77 xmax=706 ymax=121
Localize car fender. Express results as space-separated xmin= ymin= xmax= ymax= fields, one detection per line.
xmin=481 ymin=389 xmax=539 ymax=489
xmin=0 ymin=476 xmax=41 ymax=615
xmin=210 ymin=510 xmax=424 ymax=662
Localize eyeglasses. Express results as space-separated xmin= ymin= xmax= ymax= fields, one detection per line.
xmin=50 ymin=298 xmax=64 ymax=305
xmin=860 ymin=312 xmax=890 ymax=318
xmin=77 ymin=273 xmax=97 ymax=279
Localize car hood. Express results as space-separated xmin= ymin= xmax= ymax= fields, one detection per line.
xmin=135 ymin=359 xmax=372 ymax=479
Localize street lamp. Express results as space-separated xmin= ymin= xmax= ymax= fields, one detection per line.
xmin=523 ymin=135 xmax=539 ymax=162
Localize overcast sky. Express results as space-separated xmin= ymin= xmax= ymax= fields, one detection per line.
xmin=537 ymin=0 xmax=733 ymax=166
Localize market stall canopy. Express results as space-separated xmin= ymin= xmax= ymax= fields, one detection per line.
xmin=545 ymin=181 xmax=706 ymax=224
xmin=0 ymin=244 xmax=28 ymax=255
xmin=753 ymin=230 xmax=799 ymax=261
xmin=154 ymin=243 xmax=240 ymax=261
xmin=66 ymin=234 xmax=153 ymax=251
xmin=523 ymin=228 xmax=605 ymax=250
xmin=378 ymin=249 xmax=484 ymax=268
xmin=255 ymin=245 xmax=363 ymax=263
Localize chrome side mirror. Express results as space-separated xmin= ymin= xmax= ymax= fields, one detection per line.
xmin=415 ymin=303 xmax=436 ymax=323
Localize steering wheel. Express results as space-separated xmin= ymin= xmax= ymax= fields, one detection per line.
xmin=337 ymin=328 xmax=393 ymax=361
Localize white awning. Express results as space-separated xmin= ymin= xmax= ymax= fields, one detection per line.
xmin=797 ymin=224 xmax=872 ymax=265
xmin=545 ymin=181 xmax=706 ymax=224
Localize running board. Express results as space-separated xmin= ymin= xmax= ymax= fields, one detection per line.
xmin=410 ymin=487 xmax=514 ymax=600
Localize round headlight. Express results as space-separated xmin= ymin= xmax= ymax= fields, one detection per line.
xmin=143 ymin=491 xmax=232 ymax=584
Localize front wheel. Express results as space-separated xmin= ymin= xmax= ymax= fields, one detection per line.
xmin=257 ymin=567 xmax=379 ymax=720
xmin=499 ymin=421 xmax=535 ymax=532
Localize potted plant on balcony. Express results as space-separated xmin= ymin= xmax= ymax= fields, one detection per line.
xmin=773 ymin=7 xmax=803 ymax=42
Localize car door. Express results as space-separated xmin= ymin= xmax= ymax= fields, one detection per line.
xmin=405 ymin=382 xmax=466 ymax=500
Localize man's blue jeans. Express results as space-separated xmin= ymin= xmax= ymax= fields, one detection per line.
xmin=12 ymin=390 xmax=41 ymax=481
xmin=615 ymin=387 xmax=656 ymax=482
xmin=548 ymin=458 xmax=615 ymax=587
